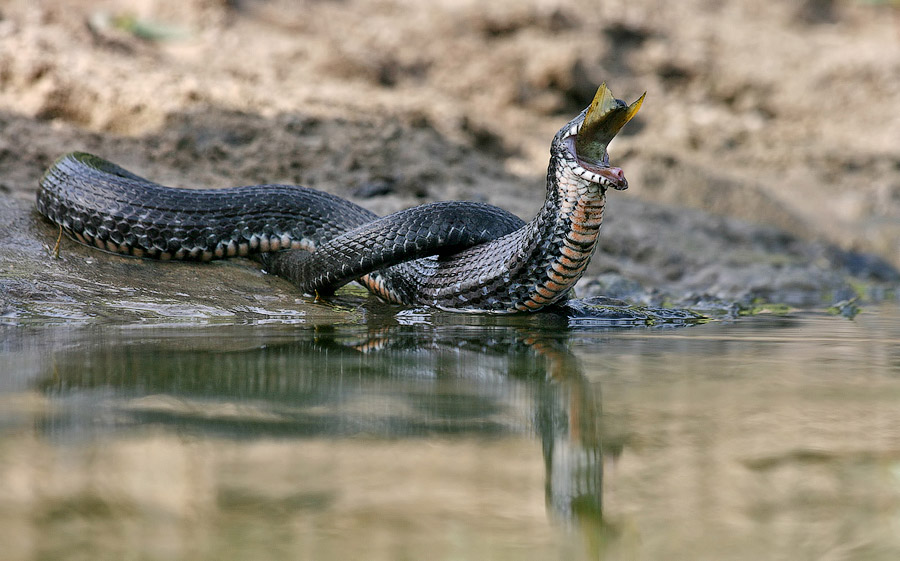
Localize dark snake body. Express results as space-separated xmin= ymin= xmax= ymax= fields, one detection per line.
xmin=36 ymin=108 xmax=627 ymax=312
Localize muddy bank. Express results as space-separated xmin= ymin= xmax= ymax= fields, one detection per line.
xmin=1 ymin=0 xmax=899 ymax=322
xmin=2 ymin=126 xmax=895 ymax=324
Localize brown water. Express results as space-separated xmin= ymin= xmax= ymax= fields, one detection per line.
xmin=2 ymin=305 xmax=900 ymax=561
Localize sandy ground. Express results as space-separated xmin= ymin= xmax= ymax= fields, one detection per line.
xmin=1 ymin=0 xmax=899 ymax=314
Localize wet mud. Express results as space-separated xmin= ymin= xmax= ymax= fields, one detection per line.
xmin=2 ymin=0 xmax=899 ymax=322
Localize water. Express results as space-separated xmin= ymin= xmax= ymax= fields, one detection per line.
xmin=2 ymin=305 xmax=900 ymax=561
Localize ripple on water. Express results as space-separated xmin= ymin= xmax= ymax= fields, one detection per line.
xmin=2 ymin=306 xmax=900 ymax=560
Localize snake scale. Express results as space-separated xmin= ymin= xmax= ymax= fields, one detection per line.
xmin=36 ymin=84 xmax=644 ymax=312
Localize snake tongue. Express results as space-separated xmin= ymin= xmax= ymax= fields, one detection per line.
xmin=574 ymin=84 xmax=645 ymax=166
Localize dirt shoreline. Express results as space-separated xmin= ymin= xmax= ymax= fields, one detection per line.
xmin=2 ymin=0 xmax=899 ymax=320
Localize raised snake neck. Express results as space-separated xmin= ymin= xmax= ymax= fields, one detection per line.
xmin=36 ymin=107 xmax=628 ymax=313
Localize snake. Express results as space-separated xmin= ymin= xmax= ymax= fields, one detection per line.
xmin=36 ymin=84 xmax=644 ymax=313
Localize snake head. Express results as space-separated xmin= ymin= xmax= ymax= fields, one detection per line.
xmin=566 ymin=83 xmax=644 ymax=191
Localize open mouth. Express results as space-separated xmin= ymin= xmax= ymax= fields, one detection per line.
xmin=564 ymin=134 xmax=629 ymax=190
xmin=566 ymin=84 xmax=644 ymax=191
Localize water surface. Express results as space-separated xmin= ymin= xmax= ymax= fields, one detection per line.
xmin=2 ymin=306 xmax=900 ymax=560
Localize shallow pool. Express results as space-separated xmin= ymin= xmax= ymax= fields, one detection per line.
xmin=2 ymin=305 xmax=900 ymax=560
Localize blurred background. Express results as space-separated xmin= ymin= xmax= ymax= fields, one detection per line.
xmin=1 ymin=0 xmax=899 ymax=301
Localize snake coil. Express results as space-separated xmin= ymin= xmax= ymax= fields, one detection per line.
xmin=37 ymin=85 xmax=643 ymax=312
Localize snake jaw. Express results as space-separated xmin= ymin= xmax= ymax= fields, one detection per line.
xmin=565 ymin=84 xmax=645 ymax=191
xmin=563 ymin=133 xmax=629 ymax=190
